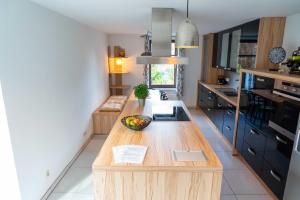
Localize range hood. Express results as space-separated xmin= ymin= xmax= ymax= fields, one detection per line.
xmin=136 ymin=8 xmax=189 ymax=65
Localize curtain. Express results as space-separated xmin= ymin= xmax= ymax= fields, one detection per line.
xmin=142 ymin=32 xmax=151 ymax=86
xmin=176 ymin=48 xmax=185 ymax=99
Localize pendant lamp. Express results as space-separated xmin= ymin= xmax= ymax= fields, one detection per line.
xmin=176 ymin=0 xmax=199 ymax=48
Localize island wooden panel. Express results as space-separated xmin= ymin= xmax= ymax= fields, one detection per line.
xmin=93 ymin=171 xmax=222 ymax=200
xmin=92 ymin=91 xmax=223 ymax=200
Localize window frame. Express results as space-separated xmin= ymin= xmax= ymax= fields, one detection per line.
xmin=149 ymin=39 xmax=177 ymax=89
xmin=149 ymin=64 xmax=177 ymax=88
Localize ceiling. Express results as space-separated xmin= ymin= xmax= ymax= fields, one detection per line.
xmin=30 ymin=0 xmax=300 ymax=34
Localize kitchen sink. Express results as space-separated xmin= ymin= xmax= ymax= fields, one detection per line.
xmin=216 ymin=88 xmax=238 ymax=97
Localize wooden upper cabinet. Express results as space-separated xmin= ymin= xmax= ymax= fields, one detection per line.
xmin=201 ymin=33 xmax=223 ymax=84
xmin=214 ymin=17 xmax=285 ymax=71
xmin=255 ymin=17 xmax=286 ymax=69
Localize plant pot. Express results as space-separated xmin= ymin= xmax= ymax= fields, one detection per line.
xmin=138 ymin=98 xmax=146 ymax=107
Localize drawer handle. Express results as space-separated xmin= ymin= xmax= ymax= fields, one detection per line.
xmin=208 ymin=96 xmax=212 ymax=100
xmin=227 ymin=111 xmax=233 ymax=115
xmin=227 ymin=104 xmax=233 ymax=108
xmin=247 ymin=147 xmax=256 ymax=156
xmin=270 ymin=170 xmax=281 ymax=182
xmin=276 ymin=135 xmax=288 ymax=145
xmin=250 ymin=129 xmax=259 ymax=135
xmin=239 ymin=111 xmax=244 ymax=115
xmin=217 ymin=103 xmax=222 ymax=108
xmin=257 ymin=78 xmax=265 ymax=82
xmin=225 ymin=126 xmax=231 ymax=131
xmin=207 ymin=108 xmax=211 ymax=111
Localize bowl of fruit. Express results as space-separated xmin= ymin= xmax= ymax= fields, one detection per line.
xmin=121 ymin=115 xmax=152 ymax=131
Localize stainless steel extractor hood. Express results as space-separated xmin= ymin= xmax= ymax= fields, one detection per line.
xmin=136 ymin=8 xmax=189 ymax=65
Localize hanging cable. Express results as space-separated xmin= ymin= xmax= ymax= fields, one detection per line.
xmin=187 ymin=0 xmax=189 ymax=18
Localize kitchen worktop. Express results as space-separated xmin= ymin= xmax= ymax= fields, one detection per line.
xmin=198 ymin=81 xmax=238 ymax=107
xmin=241 ymin=68 xmax=300 ymax=84
xmin=93 ymin=90 xmax=222 ymax=170
xmin=92 ymin=90 xmax=223 ymax=200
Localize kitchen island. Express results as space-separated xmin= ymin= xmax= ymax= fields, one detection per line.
xmin=92 ymin=91 xmax=223 ymax=200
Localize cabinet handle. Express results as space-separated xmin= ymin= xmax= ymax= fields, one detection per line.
xmin=257 ymin=78 xmax=265 ymax=82
xmin=217 ymin=103 xmax=222 ymax=108
xmin=247 ymin=147 xmax=256 ymax=156
xmin=227 ymin=111 xmax=233 ymax=115
xmin=270 ymin=170 xmax=281 ymax=182
xmin=227 ymin=104 xmax=233 ymax=108
xmin=239 ymin=111 xmax=244 ymax=115
xmin=209 ymin=91 xmax=212 ymax=94
xmin=276 ymin=135 xmax=288 ymax=145
xmin=208 ymin=96 xmax=212 ymax=100
xmin=225 ymin=126 xmax=231 ymax=131
xmin=207 ymin=108 xmax=211 ymax=111
xmin=250 ymin=129 xmax=259 ymax=135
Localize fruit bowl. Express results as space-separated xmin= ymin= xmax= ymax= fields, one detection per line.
xmin=121 ymin=115 xmax=152 ymax=131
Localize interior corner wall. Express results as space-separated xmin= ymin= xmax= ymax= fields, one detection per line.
xmin=0 ymin=1 xmax=109 ymax=199
xmin=282 ymin=13 xmax=300 ymax=56
xmin=184 ymin=36 xmax=203 ymax=107
xmin=108 ymin=34 xmax=145 ymax=95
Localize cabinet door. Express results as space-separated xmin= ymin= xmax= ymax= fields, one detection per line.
xmin=218 ymin=32 xmax=230 ymax=68
xmin=229 ymin=29 xmax=242 ymax=69
xmin=236 ymin=111 xmax=246 ymax=152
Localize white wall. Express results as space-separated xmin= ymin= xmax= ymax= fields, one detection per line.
xmin=0 ymin=1 xmax=109 ymax=199
xmin=184 ymin=40 xmax=203 ymax=107
xmin=0 ymin=82 xmax=22 ymax=200
xmin=108 ymin=34 xmax=202 ymax=107
xmin=282 ymin=13 xmax=300 ymax=56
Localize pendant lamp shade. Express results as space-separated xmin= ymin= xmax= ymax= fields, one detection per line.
xmin=176 ymin=0 xmax=199 ymax=48
xmin=176 ymin=19 xmax=199 ymax=48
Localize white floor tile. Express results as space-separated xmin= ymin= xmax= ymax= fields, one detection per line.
xmin=222 ymin=178 xmax=234 ymax=195
xmin=224 ymin=169 xmax=269 ymax=195
xmin=221 ymin=195 xmax=237 ymax=200
xmin=216 ymin=151 xmax=247 ymax=170
xmin=53 ymin=167 xmax=93 ymax=194
xmin=73 ymin=151 xmax=98 ymax=168
xmin=206 ymin=137 xmax=232 ymax=152
xmin=84 ymin=139 xmax=105 ymax=153
xmin=48 ymin=193 xmax=94 ymax=200
xmin=235 ymin=195 xmax=274 ymax=200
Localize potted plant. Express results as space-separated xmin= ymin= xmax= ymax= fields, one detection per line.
xmin=134 ymin=83 xmax=149 ymax=106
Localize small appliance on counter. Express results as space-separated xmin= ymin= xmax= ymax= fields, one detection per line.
xmin=282 ymin=47 xmax=300 ymax=75
xmin=217 ymin=75 xmax=227 ymax=85
xmin=159 ymin=90 xmax=168 ymax=100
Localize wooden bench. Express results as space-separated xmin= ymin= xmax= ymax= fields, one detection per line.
xmin=93 ymin=96 xmax=127 ymax=134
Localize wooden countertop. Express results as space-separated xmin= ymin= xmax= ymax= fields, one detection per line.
xmin=198 ymin=81 xmax=238 ymax=107
xmin=241 ymin=68 xmax=300 ymax=84
xmin=92 ymin=90 xmax=222 ymax=171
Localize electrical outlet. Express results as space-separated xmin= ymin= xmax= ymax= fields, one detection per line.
xmin=46 ymin=170 xmax=50 ymax=177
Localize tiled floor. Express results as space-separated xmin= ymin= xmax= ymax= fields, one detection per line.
xmin=48 ymin=108 xmax=274 ymax=200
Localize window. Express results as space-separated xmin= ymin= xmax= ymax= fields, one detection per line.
xmin=149 ymin=41 xmax=177 ymax=88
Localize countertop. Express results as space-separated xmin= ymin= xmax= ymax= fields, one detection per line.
xmin=241 ymin=68 xmax=300 ymax=84
xmin=92 ymin=90 xmax=222 ymax=171
xmin=198 ymin=81 xmax=238 ymax=107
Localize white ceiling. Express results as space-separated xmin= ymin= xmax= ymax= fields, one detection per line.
xmin=30 ymin=0 xmax=300 ymax=34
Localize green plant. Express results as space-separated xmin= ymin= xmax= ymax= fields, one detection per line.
xmin=134 ymin=84 xmax=149 ymax=99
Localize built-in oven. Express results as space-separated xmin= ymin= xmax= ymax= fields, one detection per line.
xmin=240 ymin=75 xmax=300 ymax=141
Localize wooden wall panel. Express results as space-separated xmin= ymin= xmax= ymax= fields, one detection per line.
xmin=255 ymin=17 xmax=286 ymax=69
xmin=202 ymin=34 xmax=224 ymax=84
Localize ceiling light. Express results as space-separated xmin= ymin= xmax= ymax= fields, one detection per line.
xmin=176 ymin=0 xmax=199 ymax=48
